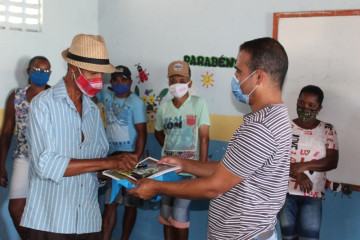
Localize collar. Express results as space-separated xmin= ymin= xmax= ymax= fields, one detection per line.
xmin=53 ymin=79 xmax=69 ymax=101
xmin=53 ymin=78 xmax=96 ymax=114
xmin=82 ymin=94 xmax=96 ymax=116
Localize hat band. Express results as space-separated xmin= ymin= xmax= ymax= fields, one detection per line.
xmin=67 ymin=52 xmax=110 ymax=65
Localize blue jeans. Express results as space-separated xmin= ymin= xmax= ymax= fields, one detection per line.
xmin=279 ymin=194 xmax=322 ymax=240
xmin=254 ymin=229 xmax=278 ymax=240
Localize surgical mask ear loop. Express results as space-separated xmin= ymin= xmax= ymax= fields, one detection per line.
xmin=240 ymin=70 xmax=258 ymax=95
xmin=73 ymin=68 xmax=82 ymax=82
xmin=248 ymin=84 xmax=258 ymax=96
xmin=238 ymin=70 xmax=257 ymax=86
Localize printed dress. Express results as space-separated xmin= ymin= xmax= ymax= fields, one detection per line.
xmin=13 ymin=85 xmax=31 ymax=159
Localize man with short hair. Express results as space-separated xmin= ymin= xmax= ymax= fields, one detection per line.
xmin=97 ymin=65 xmax=147 ymax=240
xmin=154 ymin=60 xmax=210 ymax=240
xmin=129 ymin=37 xmax=292 ymax=240
xmin=20 ymin=34 xmax=137 ymax=239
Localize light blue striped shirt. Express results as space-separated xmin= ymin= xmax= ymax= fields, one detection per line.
xmin=20 ymin=79 xmax=109 ymax=234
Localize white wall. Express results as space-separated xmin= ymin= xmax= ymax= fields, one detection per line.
xmin=0 ymin=0 xmax=100 ymax=108
xmin=99 ymin=0 xmax=360 ymax=116
xmin=277 ymin=14 xmax=360 ymax=184
xmin=0 ymin=2 xmax=99 ymax=238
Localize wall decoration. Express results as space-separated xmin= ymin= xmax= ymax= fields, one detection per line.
xmin=135 ymin=63 xmax=149 ymax=83
xmin=135 ymin=85 xmax=169 ymax=132
xmin=201 ymin=72 xmax=215 ymax=88
xmin=135 ymin=87 xmax=168 ymax=112
xmin=325 ymin=179 xmax=360 ymax=198
xmin=183 ymin=55 xmax=235 ymax=68
xmin=341 ymin=184 xmax=353 ymax=198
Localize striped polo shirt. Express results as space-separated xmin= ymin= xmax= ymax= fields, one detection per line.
xmin=20 ymin=79 xmax=109 ymax=233
xmin=207 ymin=104 xmax=292 ymax=240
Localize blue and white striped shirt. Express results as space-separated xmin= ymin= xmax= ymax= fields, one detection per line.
xmin=20 ymin=79 xmax=109 ymax=234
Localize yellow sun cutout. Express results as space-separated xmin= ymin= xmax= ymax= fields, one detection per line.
xmin=201 ymin=72 xmax=215 ymax=88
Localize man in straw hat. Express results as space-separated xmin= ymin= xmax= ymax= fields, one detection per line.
xmin=20 ymin=34 xmax=138 ymax=239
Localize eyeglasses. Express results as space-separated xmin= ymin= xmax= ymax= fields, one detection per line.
xmin=32 ymin=67 xmax=52 ymax=74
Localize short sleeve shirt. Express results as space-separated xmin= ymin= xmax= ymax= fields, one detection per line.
xmin=288 ymin=120 xmax=339 ymax=198
xmin=155 ymin=95 xmax=210 ymax=160
xmin=96 ymin=90 xmax=147 ymax=155
xmin=208 ymin=104 xmax=292 ymax=240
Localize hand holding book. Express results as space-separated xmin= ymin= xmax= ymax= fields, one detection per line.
xmin=103 ymin=157 xmax=182 ymax=202
xmin=103 ymin=157 xmax=181 ymax=185
xmin=107 ymin=153 xmax=138 ymax=173
xmin=128 ymin=178 xmax=161 ymax=200
xmin=158 ymin=156 xmax=185 ymax=173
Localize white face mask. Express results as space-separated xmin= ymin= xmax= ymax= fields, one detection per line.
xmin=169 ymin=81 xmax=191 ymax=98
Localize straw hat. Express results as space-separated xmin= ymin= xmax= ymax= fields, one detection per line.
xmin=62 ymin=34 xmax=115 ymax=73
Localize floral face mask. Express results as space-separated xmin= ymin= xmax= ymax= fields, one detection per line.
xmin=296 ymin=105 xmax=318 ymax=122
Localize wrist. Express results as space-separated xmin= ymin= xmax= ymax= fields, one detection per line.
xmin=0 ymin=160 xmax=6 ymax=166
xmin=104 ymin=157 xmax=115 ymax=170
xmin=298 ymin=162 xmax=310 ymax=172
xmin=156 ymin=180 xmax=170 ymax=196
xmin=290 ymin=171 xmax=298 ymax=178
xmin=181 ymin=158 xmax=190 ymax=172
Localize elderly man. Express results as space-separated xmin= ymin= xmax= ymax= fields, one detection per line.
xmin=20 ymin=34 xmax=137 ymax=240
xmin=129 ymin=37 xmax=292 ymax=240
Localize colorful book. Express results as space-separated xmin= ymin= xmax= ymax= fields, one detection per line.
xmin=103 ymin=157 xmax=181 ymax=185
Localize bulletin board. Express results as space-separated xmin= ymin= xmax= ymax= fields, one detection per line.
xmin=273 ymin=10 xmax=360 ymax=185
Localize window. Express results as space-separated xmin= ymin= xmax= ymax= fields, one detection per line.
xmin=0 ymin=0 xmax=42 ymax=32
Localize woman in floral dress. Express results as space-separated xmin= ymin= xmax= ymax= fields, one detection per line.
xmin=0 ymin=56 xmax=51 ymax=240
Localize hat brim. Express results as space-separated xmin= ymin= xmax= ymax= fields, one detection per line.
xmin=111 ymin=73 xmax=132 ymax=80
xmin=168 ymin=73 xmax=190 ymax=77
xmin=62 ymin=49 xmax=115 ymax=73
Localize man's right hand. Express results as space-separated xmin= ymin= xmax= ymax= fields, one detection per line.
xmin=128 ymin=178 xmax=159 ymax=200
xmin=158 ymin=156 xmax=184 ymax=173
xmin=0 ymin=167 xmax=8 ymax=187
xmin=110 ymin=153 xmax=138 ymax=172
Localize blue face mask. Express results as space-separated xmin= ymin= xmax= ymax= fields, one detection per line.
xmin=30 ymin=71 xmax=50 ymax=87
xmin=112 ymin=83 xmax=130 ymax=95
xmin=231 ymin=70 xmax=258 ymax=105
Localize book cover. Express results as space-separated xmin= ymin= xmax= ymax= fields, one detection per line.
xmin=103 ymin=157 xmax=181 ymax=185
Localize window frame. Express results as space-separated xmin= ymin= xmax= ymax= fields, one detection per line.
xmin=0 ymin=0 xmax=42 ymax=32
